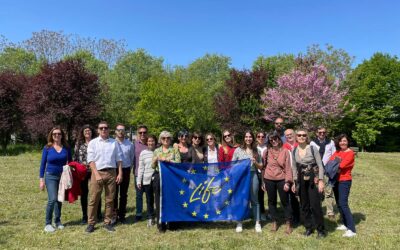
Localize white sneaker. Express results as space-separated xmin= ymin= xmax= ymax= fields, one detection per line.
xmin=44 ymin=224 xmax=55 ymax=233
xmin=255 ymin=223 xmax=262 ymax=233
xmin=147 ymin=219 xmax=153 ymax=227
xmin=336 ymin=224 xmax=347 ymax=231
xmin=260 ymin=214 xmax=267 ymax=221
xmin=235 ymin=223 xmax=243 ymax=233
xmin=343 ymin=229 xmax=357 ymax=237
xmin=56 ymin=223 xmax=65 ymax=230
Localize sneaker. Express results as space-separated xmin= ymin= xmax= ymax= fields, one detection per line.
xmin=56 ymin=223 xmax=65 ymax=230
xmin=260 ymin=214 xmax=267 ymax=221
xmin=147 ymin=219 xmax=153 ymax=227
xmin=255 ymin=223 xmax=262 ymax=233
xmin=104 ymin=224 xmax=115 ymax=233
xmin=81 ymin=217 xmax=88 ymax=225
xmin=86 ymin=224 xmax=95 ymax=233
xmin=235 ymin=223 xmax=243 ymax=233
xmin=336 ymin=224 xmax=347 ymax=231
xmin=44 ymin=224 xmax=55 ymax=233
xmin=343 ymin=229 xmax=356 ymax=237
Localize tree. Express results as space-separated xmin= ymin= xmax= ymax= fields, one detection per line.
xmin=214 ymin=68 xmax=269 ymax=133
xmin=344 ymin=53 xmax=400 ymax=151
xmin=131 ymin=73 xmax=218 ymax=135
xmin=352 ymin=123 xmax=381 ymax=152
xmin=186 ymin=53 xmax=231 ymax=92
xmin=0 ymin=47 xmax=41 ymax=75
xmin=261 ymin=65 xmax=347 ymax=130
xmin=21 ymin=30 xmax=127 ymax=66
xmin=21 ymin=59 xmax=102 ymax=142
xmin=0 ymin=71 xmax=25 ymax=150
xmin=252 ymin=54 xmax=296 ymax=87
xmin=103 ymin=49 xmax=165 ymax=126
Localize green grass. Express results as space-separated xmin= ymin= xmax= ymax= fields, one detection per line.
xmin=1 ymin=152 xmax=399 ymax=249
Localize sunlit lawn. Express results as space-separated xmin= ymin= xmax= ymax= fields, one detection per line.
xmin=0 ymin=151 xmax=399 ymax=249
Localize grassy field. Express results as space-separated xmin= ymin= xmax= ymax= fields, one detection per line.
xmin=0 ymin=151 xmax=399 ymax=249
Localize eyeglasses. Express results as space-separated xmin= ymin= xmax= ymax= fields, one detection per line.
xmin=269 ymin=138 xmax=278 ymax=142
xmin=138 ymin=131 xmax=147 ymax=135
xmin=257 ymin=135 xmax=265 ymax=139
xmin=116 ymin=129 xmax=125 ymax=132
xmin=193 ymin=136 xmax=201 ymax=140
xmin=161 ymin=137 xmax=171 ymax=140
xmin=297 ymin=134 xmax=307 ymax=137
xmin=223 ymin=134 xmax=231 ymax=138
xmin=99 ymin=127 xmax=108 ymax=130
xmin=206 ymin=138 xmax=214 ymax=142
xmin=52 ymin=133 xmax=61 ymax=136
xmin=318 ymin=131 xmax=326 ymax=135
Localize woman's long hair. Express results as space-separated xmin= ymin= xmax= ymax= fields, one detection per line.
xmin=240 ymin=130 xmax=259 ymax=159
xmin=46 ymin=126 xmax=69 ymax=148
xmin=76 ymin=124 xmax=96 ymax=147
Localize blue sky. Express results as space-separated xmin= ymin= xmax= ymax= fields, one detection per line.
xmin=1 ymin=0 xmax=399 ymax=68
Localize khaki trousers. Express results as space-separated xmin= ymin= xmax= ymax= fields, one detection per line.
xmin=88 ymin=169 xmax=116 ymax=225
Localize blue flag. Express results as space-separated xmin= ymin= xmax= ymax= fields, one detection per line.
xmin=160 ymin=159 xmax=251 ymax=222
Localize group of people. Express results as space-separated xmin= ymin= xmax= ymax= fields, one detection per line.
xmin=39 ymin=117 xmax=357 ymax=238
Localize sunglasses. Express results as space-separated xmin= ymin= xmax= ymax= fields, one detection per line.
xmin=99 ymin=127 xmax=108 ymax=130
xmin=138 ymin=131 xmax=147 ymax=135
xmin=318 ymin=131 xmax=326 ymax=135
xmin=206 ymin=138 xmax=214 ymax=141
xmin=52 ymin=133 xmax=62 ymax=136
xmin=257 ymin=135 xmax=265 ymax=138
xmin=179 ymin=134 xmax=188 ymax=138
xmin=275 ymin=122 xmax=283 ymax=125
xmin=269 ymin=138 xmax=278 ymax=142
xmin=223 ymin=134 xmax=231 ymax=138
xmin=116 ymin=129 xmax=125 ymax=132
xmin=161 ymin=137 xmax=171 ymax=140
xmin=297 ymin=134 xmax=307 ymax=137
xmin=193 ymin=136 xmax=201 ymax=140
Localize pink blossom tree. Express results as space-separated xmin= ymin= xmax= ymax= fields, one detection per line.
xmin=261 ymin=65 xmax=347 ymax=130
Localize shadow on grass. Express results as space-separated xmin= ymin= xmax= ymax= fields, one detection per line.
xmin=0 ymin=220 xmax=9 ymax=226
xmin=353 ymin=212 xmax=366 ymax=225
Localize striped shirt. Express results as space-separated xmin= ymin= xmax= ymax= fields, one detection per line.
xmin=137 ymin=149 xmax=155 ymax=185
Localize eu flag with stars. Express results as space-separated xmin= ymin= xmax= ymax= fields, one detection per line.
xmin=160 ymin=159 xmax=251 ymax=222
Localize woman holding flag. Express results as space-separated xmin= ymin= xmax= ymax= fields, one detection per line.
xmin=231 ymin=131 xmax=263 ymax=233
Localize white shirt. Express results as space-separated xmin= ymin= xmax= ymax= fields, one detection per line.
xmin=207 ymin=146 xmax=218 ymax=164
xmin=137 ymin=149 xmax=155 ymax=185
xmin=87 ymin=136 xmax=123 ymax=170
xmin=310 ymin=139 xmax=336 ymax=166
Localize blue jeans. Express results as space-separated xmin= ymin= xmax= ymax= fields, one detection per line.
xmin=250 ymin=171 xmax=260 ymax=221
xmin=45 ymin=174 xmax=62 ymax=225
xmin=333 ymin=180 xmax=356 ymax=232
xmin=134 ymin=177 xmax=144 ymax=217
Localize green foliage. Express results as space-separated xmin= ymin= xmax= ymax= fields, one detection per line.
xmin=63 ymin=50 xmax=109 ymax=78
xmin=103 ymin=49 xmax=165 ymax=126
xmin=345 ymin=53 xmax=400 ymax=151
xmin=186 ymin=53 xmax=231 ymax=92
xmin=131 ymin=73 xmax=218 ymax=135
xmin=0 ymin=47 xmax=41 ymax=75
xmin=352 ymin=123 xmax=381 ymax=152
xmin=253 ymin=53 xmax=296 ymax=86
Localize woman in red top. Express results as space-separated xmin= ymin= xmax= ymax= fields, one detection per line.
xmin=218 ymin=129 xmax=236 ymax=162
xmin=330 ymin=134 xmax=356 ymax=237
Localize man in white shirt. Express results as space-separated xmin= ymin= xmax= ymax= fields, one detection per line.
xmin=85 ymin=121 xmax=123 ymax=233
xmin=113 ymin=123 xmax=135 ymax=224
xmin=310 ymin=126 xmax=337 ymax=220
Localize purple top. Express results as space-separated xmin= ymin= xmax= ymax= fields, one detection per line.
xmin=134 ymin=140 xmax=147 ymax=176
xmin=39 ymin=146 xmax=72 ymax=178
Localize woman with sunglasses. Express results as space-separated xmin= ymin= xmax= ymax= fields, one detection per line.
xmin=232 ymin=131 xmax=263 ymax=233
xmin=39 ymin=126 xmax=72 ymax=232
xmin=152 ymin=131 xmax=181 ymax=232
xmin=174 ymin=130 xmax=192 ymax=163
xmin=73 ymin=124 xmax=102 ymax=224
xmin=218 ymin=129 xmax=236 ymax=162
xmin=204 ymin=133 xmax=219 ymax=164
xmin=263 ymin=132 xmax=293 ymax=234
xmin=330 ymin=134 xmax=357 ymax=237
xmin=292 ymin=128 xmax=326 ymax=238
xmin=188 ymin=131 xmax=205 ymax=163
